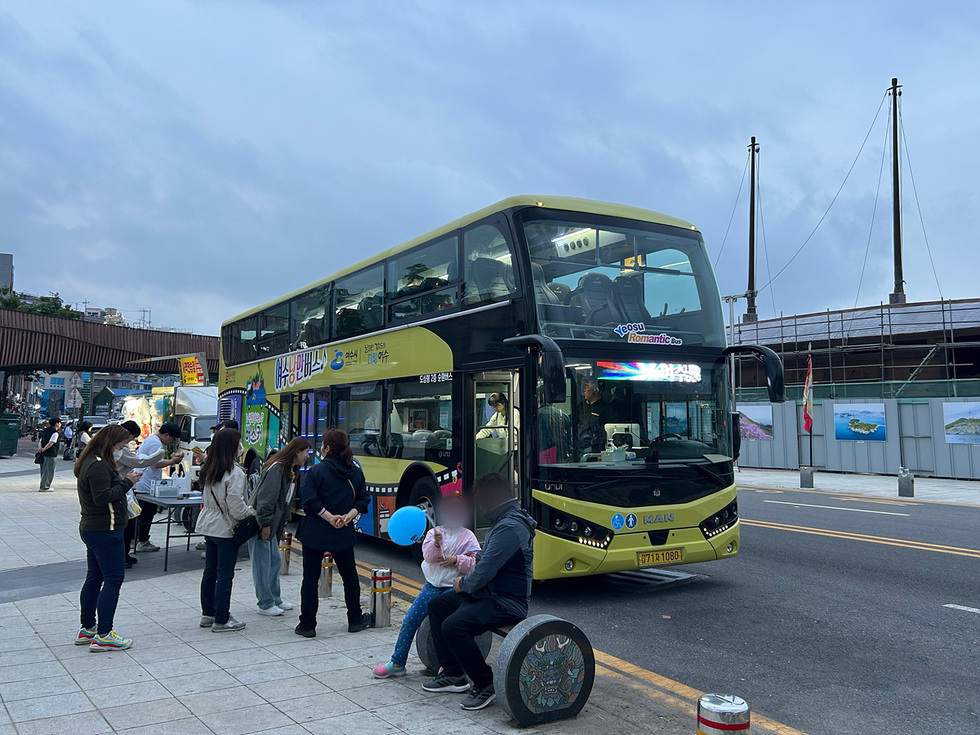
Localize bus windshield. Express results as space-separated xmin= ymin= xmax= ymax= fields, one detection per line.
xmin=537 ymin=359 xmax=732 ymax=470
xmin=520 ymin=215 xmax=725 ymax=347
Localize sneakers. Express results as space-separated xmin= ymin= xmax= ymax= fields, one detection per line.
xmin=74 ymin=627 xmax=96 ymax=645
xmin=460 ymin=685 xmax=496 ymax=710
xmin=38 ymin=488 xmax=53 ymax=493
xmin=294 ymin=624 xmax=316 ymax=638
xmin=374 ymin=661 xmax=407 ymax=679
xmin=135 ymin=541 xmax=160 ymax=553
xmin=89 ymin=630 xmax=133 ymax=652
xmin=348 ymin=612 xmax=372 ymax=633
xmin=199 ymin=615 xmax=215 ymax=628
xmin=257 ymin=605 xmax=284 ymax=617
xmin=422 ymin=674 xmax=470 ymax=693
xmin=211 ymin=616 xmax=246 ymax=633
xmin=276 ymin=600 xmax=294 ymax=611
xmin=195 ymin=541 xmax=207 ymax=550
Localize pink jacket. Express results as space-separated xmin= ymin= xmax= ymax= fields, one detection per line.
xmin=421 ymin=526 xmax=481 ymax=587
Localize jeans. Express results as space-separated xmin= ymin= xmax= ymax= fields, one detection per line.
xmin=247 ymin=536 xmax=283 ymax=610
xmin=39 ymin=456 xmax=56 ymax=490
xmin=391 ymin=583 xmax=443 ymax=666
xmin=79 ymin=529 xmax=126 ymax=636
xmin=299 ymin=545 xmax=361 ymax=629
xmin=428 ymin=590 xmax=521 ymax=690
xmin=201 ymin=536 xmax=238 ymax=625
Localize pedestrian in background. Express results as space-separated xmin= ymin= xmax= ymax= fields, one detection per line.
xmin=130 ymin=423 xmax=184 ymax=553
xmin=295 ymin=428 xmax=371 ymax=637
xmin=38 ymin=417 xmax=61 ymax=492
xmin=116 ymin=421 xmax=167 ymax=568
xmin=249 ymin=437 xmax=311 ymax=616
xmin=196 ymin=429 xmax=254 ymax=632
xmin=74 ymin=424 xmax=141 ymax=652
xmin=76 ymin=421 xmax=93 ymax=452
xmin=62 ymin=421 xmax=74 ymax=460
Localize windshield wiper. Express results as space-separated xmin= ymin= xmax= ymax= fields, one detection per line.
xmin=690 ymin=462 xmax=728 ymax=488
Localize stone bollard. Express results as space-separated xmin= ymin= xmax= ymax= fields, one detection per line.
xmin=898 ymin=467 xmax=914 ymax=498
xmin=318 ymin=552 xmax=334 ymax=598
xmin=370 ymin=568 xmax=392 ymax=628
xmin=800 ymin=466 xmax=814 ymax=489
xmin=279 ymin=533 xmax=292 ymax=576
xmin=697 ymin=693 xmax=750 ymax=734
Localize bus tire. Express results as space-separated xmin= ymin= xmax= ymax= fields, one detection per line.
xmin=407 ymin=476 xmax=440 ymax=564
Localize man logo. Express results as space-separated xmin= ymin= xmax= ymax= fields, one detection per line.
xmin=643 ymin=513 xmax=674 ymax=524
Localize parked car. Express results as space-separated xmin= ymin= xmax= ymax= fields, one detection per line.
xmin=83 ymin=415 xmax=109 ymax=434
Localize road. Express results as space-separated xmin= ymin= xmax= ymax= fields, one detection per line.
xmin=354 ymin=485 xmax=980 ymax=735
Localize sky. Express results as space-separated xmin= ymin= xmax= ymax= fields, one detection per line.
xmin=1 ymin=1 xmax=978 ymax=335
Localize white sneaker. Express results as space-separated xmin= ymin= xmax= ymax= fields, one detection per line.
xmin=257 ymin=605 xmax=284 ymax=617
xmin=135 ymin=541 xmax=160 ymax=553
xmin=276 ymin=601 xmax=294 ymax=611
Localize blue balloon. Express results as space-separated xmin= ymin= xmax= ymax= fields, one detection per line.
xmin=387 ymin=505 xmax=428 ymax=546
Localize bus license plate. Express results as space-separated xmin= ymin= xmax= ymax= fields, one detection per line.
xmin=637 ymin=549 xmax=683 ymax=567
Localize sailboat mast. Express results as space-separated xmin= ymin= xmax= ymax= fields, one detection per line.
xmin=889 ymin=77 xmax=906 ymax=305
xmin=744 ymin=135 xmax=760 ymax=322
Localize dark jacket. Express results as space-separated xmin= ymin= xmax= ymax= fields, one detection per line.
xmin=77 ymin=456 xmax=133 ymax=532
xmin=298 ymin=456 xmax=369 ymax=552
xmin=253 ymin=463 xmax=294 ymax=541
xmin=458 ymin=499 xmax=537 ymax=619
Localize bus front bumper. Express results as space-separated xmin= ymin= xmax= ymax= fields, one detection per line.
xmin=532 ymin=522 xmax=740 ymax=580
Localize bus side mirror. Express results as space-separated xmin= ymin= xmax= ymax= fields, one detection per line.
xmin=722 ymin=344 xmax=786 ymax=403
xmin=731 ymin=412 xmax=742 ymax=460
xmin=503 ymin=334 xmax=567 ymax=404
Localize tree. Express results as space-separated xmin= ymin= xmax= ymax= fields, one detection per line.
xmin=0 ymin=287 xmax=81 ymax=319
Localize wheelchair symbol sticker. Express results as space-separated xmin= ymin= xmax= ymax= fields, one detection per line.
xmin=625 ymin=513 xmax=638 ymax=529
xmin=611 ymin=513 xmax=625 ymax=530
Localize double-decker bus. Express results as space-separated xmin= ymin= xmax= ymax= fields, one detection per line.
xmin=218 ymin=196 xmax=784 ymax=580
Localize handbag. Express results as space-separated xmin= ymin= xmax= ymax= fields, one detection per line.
xmin=125 ymin=489 xmax=142 ymax=520
xmin=208 ymin=485 xmax=260 ymax=546
xmin=34 ymin=452 xmax=44 ymax=465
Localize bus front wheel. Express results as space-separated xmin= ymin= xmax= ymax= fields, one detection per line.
xmin=408 ymin=476 xmax=439 ymax=564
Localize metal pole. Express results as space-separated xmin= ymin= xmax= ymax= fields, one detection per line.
xmin=744 ymin=137 xmax=760 ymax=322
xmin=279 ymin=532 xmax=292 ymax=576
xmin=318 ymin=552 xmax=334 ymax=598
xmin=370 ymin=568 xmax=391 ymax=628
xmin=889 ymin=77 xmax=906 ymax=304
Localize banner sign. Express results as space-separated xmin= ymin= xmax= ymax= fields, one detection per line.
xmin=180 ymin=354 xmax=209 ymax=386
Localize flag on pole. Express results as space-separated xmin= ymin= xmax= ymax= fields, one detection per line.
xmin=803 ymin=356 xmax=814 ymax=434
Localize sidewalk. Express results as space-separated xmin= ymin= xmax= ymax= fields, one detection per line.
xmin=0 ymin=468 xmax=702 ymax=735
xmin=736 ymin=466 xmax=980 ymax=505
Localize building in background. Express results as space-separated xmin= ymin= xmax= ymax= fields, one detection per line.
xmin=83 ymin=306 xmax=126 ymax=326
xmin=0 ymin=253 xmax=12 ymax=290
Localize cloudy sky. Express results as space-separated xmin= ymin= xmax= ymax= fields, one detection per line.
xmin=1 ymin=1 xmax=977 ymax=335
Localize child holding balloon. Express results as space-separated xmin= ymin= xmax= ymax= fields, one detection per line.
xmin=374 ymin=495 xmax=480 ymax=678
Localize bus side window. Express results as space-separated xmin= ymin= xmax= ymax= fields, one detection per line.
xmin=463 ymin=223 xmax=516 ymax=305
xmin=334 ymin=265 xmax=384 ymax=340
xmin=291 ymin=285 xmax=331 ymax=349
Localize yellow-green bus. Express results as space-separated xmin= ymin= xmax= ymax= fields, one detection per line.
xmin=218 ymin=196 xmax=784 ymax=580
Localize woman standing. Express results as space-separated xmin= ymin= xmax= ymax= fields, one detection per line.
xmin=295 ymin=428 xmax=371 ymax=637
xmin=249 ymin=437 xmax=311 ymax=616
xmin=116 ymin=420 xmax=168 ymax=569
xmin=74 ymin=424 xmax=141 ymax=651
xmin=196 ymin=429 xmax=254 ymax=632
xmin=76 ymin=421 xmax=93 ymax=452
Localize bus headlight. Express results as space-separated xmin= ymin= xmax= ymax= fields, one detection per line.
xmin=534 ymin=502 xmax=613 ymax=550
xmin=699 ymin=499 xmax=738 ymax=539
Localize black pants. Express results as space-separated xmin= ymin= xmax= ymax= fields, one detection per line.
xmin=136 ymin=503 xmax=157 ymax=543
xmin=427 ymin=590 xmax=521 ymax=689
xmin=299 ymin=545 xmax=361 ymax=628
xmin=200 ymin=536 xmax=238 ymax=625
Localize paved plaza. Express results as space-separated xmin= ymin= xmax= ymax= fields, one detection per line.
xmin=0 ymin=446 xmax=696 ymax=735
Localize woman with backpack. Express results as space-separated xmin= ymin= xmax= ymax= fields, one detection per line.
xmin=248 ymin=438 xmax=312 ymax=616
xmin=295 ymin=428 xmax=371 ymax=637
xmin=196 ymin=429 xmax=255 ymax=632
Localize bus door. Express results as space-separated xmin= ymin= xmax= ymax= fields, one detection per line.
xmin=297 ymin=390 xmax=330 ymax=451
xmin=469 ymin=371 xmax=521 ymax=531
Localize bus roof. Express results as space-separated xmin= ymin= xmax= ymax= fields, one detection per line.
xmin=222 ymin=195 xmax=698 ymax=326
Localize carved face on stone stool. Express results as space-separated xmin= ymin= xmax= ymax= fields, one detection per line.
xmin=518 ymin=634 xmax=586 ymax=713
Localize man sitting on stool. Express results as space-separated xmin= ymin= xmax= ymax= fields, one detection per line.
xmin=423 ymin=473 xmax=536 ymax=711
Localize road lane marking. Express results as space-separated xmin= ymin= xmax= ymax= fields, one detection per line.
xmin=829 ymin=496 xmax=918 ymax=507
xmin=742 ymin=519 xmax=980 ymax=558
xmin=762 ymin=499 xmax=910 ymax=516
xmin=944 ymin=604 xmax=980 ymax=615
xmin=359 ymin=557 xmax=809 ymax=735
xmin=740 ymin=483 xmax=980 ymax=509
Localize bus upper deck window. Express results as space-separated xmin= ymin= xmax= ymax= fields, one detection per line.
xmin=463 ymin=223 xmax=516 ymax=305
